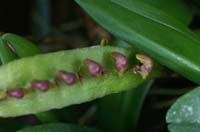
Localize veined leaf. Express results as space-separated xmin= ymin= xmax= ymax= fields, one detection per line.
xmin=75 ymin=0 xmax=200 ymax=84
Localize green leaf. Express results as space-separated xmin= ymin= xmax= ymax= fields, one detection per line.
xmin=112 ymin=0 xmax=194 ymax=36
xmin=0 ymin=118 xmax=29 ymax=132
xmin=128 ymin=80 xmax=154 ymax=130
xmin=166 ymin=87 xmax=200 ymax=132
xmin=166 ymin=87 xmax=200 ymax=124
xmin=0 ymin=33 xmax=42 ymax=64
xmin=193 ymin=29 xmax=200 ymax=38
xmin=141 ymin=0 xmax=194 ymax=25
xmin=0 ymin=39 xmax=17 ymax=64
xmin=35 ymin=111 xmax=59 ymax=123
xmin=1 ymin=33 xmax=41 ymax=57
xmin=75 ymin=0 xmax=200 ymax=84
xmin=97 ymin=80 xmax=153 ymax=132
xmin=17 ymin=123 xmax=102 ymax=132
xmin=168 ymin=123 xmax=200 ymax=132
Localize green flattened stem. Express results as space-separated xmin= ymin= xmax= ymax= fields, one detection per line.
xmin=0 ymin=33 xmax=57 ymax=122
xmin=0 ymin=33 xmax=59 ymax=122
xmin=0 ymin=46 xmax=158 ymax=117
xmin=0 ymin=33 xmax=57 ymax=121
xmin=75 ymin=0 xmax=200 ymax=84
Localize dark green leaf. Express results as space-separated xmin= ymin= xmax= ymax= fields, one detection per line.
xmin=2 ymin=33 xmax=41 ymax=58
xmin=97 ymin=80 xmax=153 ymax=132
xmin=193 ymin=29 xmax=200 ymax=38
xmin=112 ymin=0 xmax=194 ymax=35
xmin=141 ymin=0 xmax=194 ymax=25
xmin=75 ymin=0 xmax=200 ymax=84
xmin=36 ymin=111 xmax=59 ymax=123
xmin=17 ymin=123 xmax=102 ymax=132
xmin=0 ymin=39 xmax=17 ymax=64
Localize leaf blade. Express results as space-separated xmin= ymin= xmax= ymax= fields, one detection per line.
xmin=168 ymin=123 xmax=200 ymax=132
xmin=0 ymin=39 xmax=17 ymax=64
xmin=166 ymin=87 xmax=200 ymax=124
xmin=97 ymin=80 xmax=153 ymax=132
xmin=75 ymin=0 xmax=200 ymax=84
xmin=166 ymin=87 xmax=200 ymax=132
xmin=17 ymin=123 xmax=102 ymax=132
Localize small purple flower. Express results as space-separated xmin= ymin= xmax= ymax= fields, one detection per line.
xmin=7 ymin=88 xmax=24 ymax=99
xmin=57 ymin=71 xmax=76 ymax=85
xmin=133 ymin=54 xmax=153 ymax=78
xmin=84 ymin=59 xmax=103 ymax=77
xmin=136 ymin=54 xmax=153 ymax=69
xmin=31 ymin=80 xmax=50 ymax=92
xmin=112 ymin=52 xmax=128 ymax=72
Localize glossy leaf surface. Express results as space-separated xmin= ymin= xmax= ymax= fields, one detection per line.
xmin=0 ymin=39 xmax=17 ymax=64
xmin=112 ymin=0 xmax=195 ymax=36
xmin=97 ymin=80 xmax=153 ymax=132
xmin=166 ymin=87 xmax=200 ymax=124
xmin=141 ymin=0 xmax=194 ymax=25
xmin=75 ymin=0 xmax=200 ymax=84
xmin=1 ymin=33 xmax=41 ymax=57
xmin=167 ymin=87 xmax=200 ymax=132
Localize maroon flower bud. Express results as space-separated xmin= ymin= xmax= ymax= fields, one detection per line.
xmin=7 ymin=88 xmax=24 ymax=99
xmin=57 ymin=71 xmax=76 ymax=85
xmin=31 ymin=80 xmax=50 ymax=92
xmin=112 ymin=52 xmax=128 ymax=72
xmin=84 ymin=59 xmax=103 ymax=77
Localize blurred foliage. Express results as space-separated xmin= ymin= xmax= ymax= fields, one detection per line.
xmin=0 ymin=0 xmax=200 ymax=132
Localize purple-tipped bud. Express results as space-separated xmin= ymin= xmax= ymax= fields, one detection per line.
xmin=84 ymin=59 xmax=103 ymax=77
xmin=57 ymin=71 xmax=76 ymax=85
xmin=7 ymin=88 xmax=24 ymax=99
xmin=112 ymin=52 xmax=128 ymax=72
xmin=31 ymin=80 xmax=50 ymax=92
